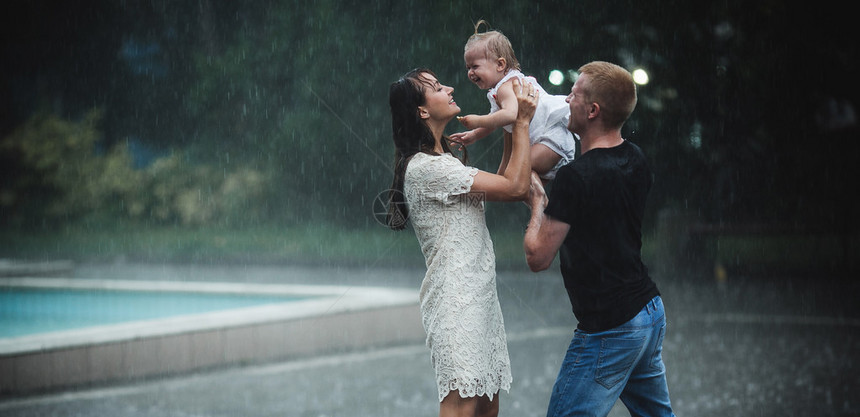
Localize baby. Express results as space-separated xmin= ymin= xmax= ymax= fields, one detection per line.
xmin=449 ymin=21 xmax=577 ymax=181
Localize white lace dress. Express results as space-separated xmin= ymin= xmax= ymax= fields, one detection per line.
xmin=404 ymin=152 xmax=512 ymax=403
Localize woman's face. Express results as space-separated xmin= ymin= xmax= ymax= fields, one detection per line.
xmin=417 ymin=73 xmax=460 ymax=122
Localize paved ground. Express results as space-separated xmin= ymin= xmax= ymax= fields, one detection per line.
xmin=1 ymin=262 xmax=858 ymax=416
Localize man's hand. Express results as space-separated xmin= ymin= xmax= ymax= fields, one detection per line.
xmin=527 ymin=171 xmax=547 ymax=211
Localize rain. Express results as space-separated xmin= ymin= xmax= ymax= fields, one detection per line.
xmin=1 ymin=1 xmax=858 ymax=416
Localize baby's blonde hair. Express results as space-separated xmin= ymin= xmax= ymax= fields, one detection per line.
xmin=464 ymin=20 xmax=521 ymax=71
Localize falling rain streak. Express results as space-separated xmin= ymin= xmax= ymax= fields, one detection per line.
xmin=0 ymin=1 xmax=858 ymax=416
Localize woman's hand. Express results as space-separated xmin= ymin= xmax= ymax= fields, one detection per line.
xmin=512 ymin=78 xmax=538 ymax=124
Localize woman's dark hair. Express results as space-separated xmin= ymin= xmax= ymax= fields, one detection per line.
xmin=387 ymin=68 xmax=466 ymax=230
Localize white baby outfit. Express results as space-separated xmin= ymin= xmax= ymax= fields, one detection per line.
xmin=488 ymin=69 xmax=577 ymax=179
xmin=404 ymin=152 xmax=512 ymax=402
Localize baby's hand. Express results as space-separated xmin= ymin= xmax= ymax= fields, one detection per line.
xmin=456 ymin=115 xmax=479 ymax=129
xmin=449 ymin=130 xmax=478 ymax=149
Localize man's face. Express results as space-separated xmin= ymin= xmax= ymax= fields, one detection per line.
xmin=566 ymin=74 xmax=589 ymax=135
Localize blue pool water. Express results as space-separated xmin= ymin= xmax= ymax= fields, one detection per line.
xmin=0 ymin=288 xmax=309 ymax=338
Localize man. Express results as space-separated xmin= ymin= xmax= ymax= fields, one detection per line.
xmin=524 ymin=61 xmax=675 ymax=417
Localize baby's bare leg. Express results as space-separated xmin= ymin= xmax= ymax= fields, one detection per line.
xmin=531 ymin=143 xmax=562 ymax=178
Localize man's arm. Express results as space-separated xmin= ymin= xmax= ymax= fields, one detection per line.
xmin=524 ymin=172 xmax=570 ymax=272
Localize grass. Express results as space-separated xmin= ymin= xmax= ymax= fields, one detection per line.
xmin=707 ymin=234 xmax=857 ymax=275
xmin=2 ymin=223 xmax=851 ymax=275
xmin=0 ymin=223 xmax=536 ymax=270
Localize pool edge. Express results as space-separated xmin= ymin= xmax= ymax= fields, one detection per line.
xmin=0 ymin=279 xmax=424 ymax=395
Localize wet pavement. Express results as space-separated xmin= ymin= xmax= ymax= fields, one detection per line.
xmin=1 ymin=262 xmax=858 ymax=416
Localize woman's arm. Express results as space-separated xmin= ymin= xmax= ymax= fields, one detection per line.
xmin=471 ymin=78 xmax=536 ymax=201
xmin=496 ymin=131 xmax=512 ymax=175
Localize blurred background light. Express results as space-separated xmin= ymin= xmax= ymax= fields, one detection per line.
xmin=548 ymin=69 xmax=564 ymax=86
xmin=632 ymin=68 xmax=649 ymax=85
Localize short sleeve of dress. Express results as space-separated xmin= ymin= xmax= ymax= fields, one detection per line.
xmin=410 ymin=153 xmax=478 ymax=205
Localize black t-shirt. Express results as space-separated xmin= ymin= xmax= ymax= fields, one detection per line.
xmin=545 ymin=140 xmax=659 ymax=332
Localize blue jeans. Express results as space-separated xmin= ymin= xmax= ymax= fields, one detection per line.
xmin=546 ymin=296 xmax=675 ymax=417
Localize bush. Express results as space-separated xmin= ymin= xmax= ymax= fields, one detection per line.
xmin=1 ymin=110 xmax=271 ymax=228
xmin=1 ymin=109 xmax=137 ymax=223
xmin=142 ymin=154 xmax=268 ymax=226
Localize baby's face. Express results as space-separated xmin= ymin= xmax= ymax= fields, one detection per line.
xmin=464 ymin=47 xmax=505 ymax=90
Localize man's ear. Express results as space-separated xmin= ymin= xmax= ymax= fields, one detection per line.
xmin=418 ymin=106 xmax=430 ymax=120
xmin=587 ymin=103 xmax=600 ymax=120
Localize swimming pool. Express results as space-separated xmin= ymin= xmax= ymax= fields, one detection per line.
xmin=0 ymin=277 xmax=422 ymax=395
xmin=1 ymin=287 xmax=308 ymax=338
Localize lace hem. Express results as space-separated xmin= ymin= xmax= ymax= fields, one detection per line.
xmin=437 ymin=374 xmax=512 ymax=403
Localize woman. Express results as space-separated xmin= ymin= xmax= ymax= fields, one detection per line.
xmin=387 ymin=68 xmax=537 ymax=417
